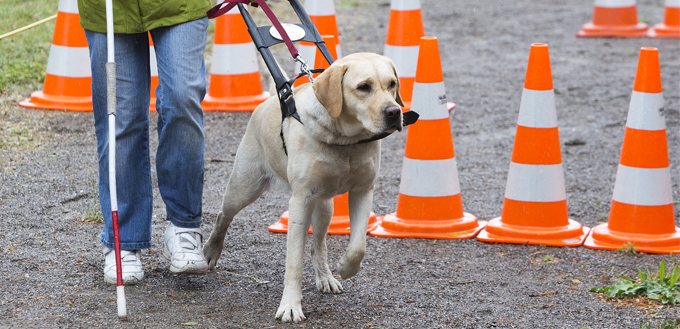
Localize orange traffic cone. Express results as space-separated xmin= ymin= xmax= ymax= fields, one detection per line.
xmin=383 ymin=0 xmax=454 ymax=112
xmin=577 ymin=0 xmax=648 ymax=37
xmin=201 ymin=5 xmax=269 ymax=112
xmin=268 ymin=193 xmax=380 ymax=235
xmin=477 ymin=44 xmax=589 ymax=247
xmin=585 ymin=47 xmax=679 ymax=254
xmin=293 ymin=35 xmax=338 ymax=87
xmin=306 ymin=0 xmax=342 ymax=56
xmin=20 ymin=0 xmax=92 ymax=111
xmin=370 ymin=37 xmax=485 ymax=240
xmin=292 ymin=0 xmax=342 ymax=79
xmin=648 ymin=0 xmax=680 ymax=38
xmin=149 ymin=33 xmax=159 ymax=112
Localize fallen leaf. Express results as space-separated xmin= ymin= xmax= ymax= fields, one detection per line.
xmin=572 ymin=279 xmax=581 ymax=283
xmin=181 ymin=322 xmax=197 ymax=326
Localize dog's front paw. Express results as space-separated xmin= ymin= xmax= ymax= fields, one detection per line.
xmin=275 ymin=302 xmax=306 ymax=323
xmin=337 ymin=256 xmax=362 ymax=279
xmin=315 ymin=273 xmax=343 ymax=294
xmin=202 ymin=239 xmax=223 ymax=270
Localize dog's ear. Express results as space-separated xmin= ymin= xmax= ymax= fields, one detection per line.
xmin=313 ymin=63 xmax=347 ymax=118
xmin=389 ymin=60 xmax=405 ymax=107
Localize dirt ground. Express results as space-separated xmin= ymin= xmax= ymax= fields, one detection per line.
xmin=1 ymin=0 xmax=679 ymax=328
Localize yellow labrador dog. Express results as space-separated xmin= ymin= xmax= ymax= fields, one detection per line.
xmin=203 ymin=52 xmax=404 ymax=323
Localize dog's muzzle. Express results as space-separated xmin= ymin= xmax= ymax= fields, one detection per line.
xmin=383 ymin=105 xmax=403 ymax=132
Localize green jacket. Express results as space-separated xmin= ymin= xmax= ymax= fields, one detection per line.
xmin=78 ymin=0 xmax=212 ymax=34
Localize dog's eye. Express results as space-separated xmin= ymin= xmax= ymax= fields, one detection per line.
xmin=357 ymin=83 xmax=372 ymax=92
xmin=388 ymin=80 xmax=396 ymax=89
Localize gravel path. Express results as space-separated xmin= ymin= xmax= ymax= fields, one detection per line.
xmin=1 ymin=0 xmax=679 ymax=328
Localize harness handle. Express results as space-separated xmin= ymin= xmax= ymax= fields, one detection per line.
xmin=208 ymin=0 xmax=299 ymax=59
xmin=207 ymin=0 xmax=336 ymax=125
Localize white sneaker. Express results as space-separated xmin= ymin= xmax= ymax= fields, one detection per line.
xmin=103 ymin=247 xmax=144 ymax=285
xmin=163 ymin=222 xmax=208 ymax=274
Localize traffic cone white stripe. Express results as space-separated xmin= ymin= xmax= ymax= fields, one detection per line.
xmin=668 ymin=0 xmax=680 ymax=7
xmin=410 ymin=82 xmax=448 ymax=120
xmin=626 ymin=92 xmax=666 ymax=130
xmin=210 ymin=43 xmax=259 ymax=75
xmin=612 ymin=165 xmax=673 ymax=206
xmin=518 ymin=89 xmax=558 ymax=128
xmin=305 ymin=0 xmax=336 ymax=15
xmin=399 ymin=158 xmax=460 ymax=197
xmin=58 ymin=0 xmax=78 ymax=14
xmin=383 ymin=44 xmax=419 ymax=78
xmin=504 ymin=163 xmax=566 ymax=202
xmin=391 ymin=0 xmax=422 ymax=11
xmin=594 ymin=0 xmax=636 ymax=8
xmin=46 ymin=45 xmax=91 ymax=77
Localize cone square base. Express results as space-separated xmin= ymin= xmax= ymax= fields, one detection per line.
xmin=477 ymin=217 xmax=590 ymax=247
xmin=369 ymin=212 xmax=486 ymax=240
xmin=268 ymin=211 xmax=379 ymax=235
xmin=576 ymin=23 xmax=649 ymax=37
xmin=20 ymin=92 xmax=92 ymax=112
xmin=584 ymin=223 xmax=680 ymax=254
xmin=201 ymin=92 xmax=270 ymax=112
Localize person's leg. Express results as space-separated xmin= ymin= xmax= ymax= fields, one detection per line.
xmin=150 ymin=17 xmax=208 ymax=229
xmin=86 ymin=30 xmax=153 ymax=251
xmin=151 ymin=17 xmax=209 ymax=274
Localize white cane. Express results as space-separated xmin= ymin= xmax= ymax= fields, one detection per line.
xmin=105 ymin=0 xmax=127 ymax=319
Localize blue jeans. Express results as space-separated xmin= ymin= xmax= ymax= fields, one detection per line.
xmin=86 ymin=17 xmax=209 ymax=250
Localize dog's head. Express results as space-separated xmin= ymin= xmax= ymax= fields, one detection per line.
xmin=312 ymin=53 xmax=405 ymax=142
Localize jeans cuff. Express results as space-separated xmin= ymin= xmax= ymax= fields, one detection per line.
xmin=166 ymin=213 xmax=202 ymax=229
xmin=101 ymin=236 xmax=151 ymax=250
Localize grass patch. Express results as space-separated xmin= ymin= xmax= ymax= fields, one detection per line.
xmin=591 ymin=260 xmax=680 ymax=306
xmin=0 ymin=0 xmax=59 ymax=94
xmin=618 ymin=242 xmax=639 ymax=254
xmin=640 ymin=317 xmax=680 ymax=329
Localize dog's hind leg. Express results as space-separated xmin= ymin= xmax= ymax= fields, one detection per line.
xmin=203 ymin=161 xmax=270 ymax=270
xmin=276 ymin=192 xmax=314 ymax=323
xmin=311 ymin=198 xmax=342 ymax=294
xmin=337 ymin=189 xmax=373 ymax=279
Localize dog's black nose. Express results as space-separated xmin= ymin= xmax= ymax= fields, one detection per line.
xmin=384 ymin=105 xmax=403 ymax=131
xmin=384 ymin=105 xmax=401 ymax=120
